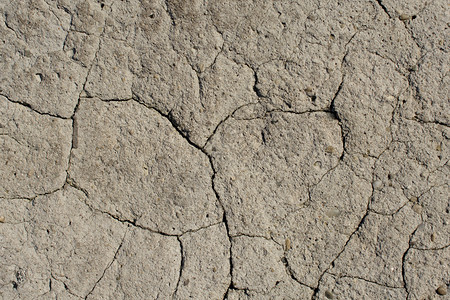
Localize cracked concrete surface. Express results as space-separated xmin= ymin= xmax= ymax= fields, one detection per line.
xmin=0 ymin=0 xmax=448 ymax=299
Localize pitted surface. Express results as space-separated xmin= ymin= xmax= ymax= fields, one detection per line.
xmin=0 ymin=0 xmax=448 ymax=299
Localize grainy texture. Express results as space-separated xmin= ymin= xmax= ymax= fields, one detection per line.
xmin=0 ymin=0 xmax=448 ymax=299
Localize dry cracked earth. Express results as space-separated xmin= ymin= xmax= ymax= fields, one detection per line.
xmin=0 ymin=0 xmax=449 ymax=299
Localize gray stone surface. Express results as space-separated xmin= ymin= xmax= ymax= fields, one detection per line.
xmin=316 ymin=273 xmax=407 ymax=300
xmin=69 ymin=98 xmax=222 ymax=235
xmin=0 ymin=97 xmax=72 ymax=199
xmin=405 ymin=247 xmax=450 ymax=300
xmin=175 ymin=223 xmax=231 ymax=299
xmin=0 ymin=0 xmax=448 ymax=299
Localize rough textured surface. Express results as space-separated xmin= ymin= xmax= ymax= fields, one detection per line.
xmin=0 ymin=0 xmax=448 ymax=299
xmin=68 ymin=98 xmax=222 ymax=235
xmin=0 ymin=97 xmax=72 ymax=199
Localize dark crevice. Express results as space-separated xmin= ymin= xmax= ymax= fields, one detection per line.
xmin=312 ymin=210 xmax=370 ymax=300
xmin=401 ymin=222 xmax=424 ymax=299
xmin=329 ymin=76 xmax=346 ymax=161
xmin=197 ymin=73 xmax=205 ymax=101
xmin=250 ymin=66 xmax=267 ymax=99
xmin=411 ymin=244 xmax=450 ymax=251
xmin=50 ymin=274 xmax=83 ymax=299
xmin=65 ymin=177 xmax=89 ymax=198
xmin=404 ymin=116 xmax=450 ymax=128
xmin=164 ymin=0 xmax=176 ymax=26
xmin=95 ymin=97 xmax=133 ymax=102
xmin=64 ymin=16 xmax=106 ymax=190
xmin=3 ymin=13 xmax=20 ymax=39
xmin=374 ymin=0 xmax=391 ymax=18
xmin=0 ymin=93 xmax=69 ymax=119
xmin=219 ymin=182 xmax=234 ymax=300
xmin=200 ymin=120 xmax=234 ymax=300
xmin=368 ymin=201 xmax=409 ymax=217
xmin=203 ymin=102 xmax=259 ymax=148
xmin=84 ymin=229 xmax=128 ymax=299
xmin=2 ymin=185 xmax=65 ymax=202
xmin=332 ymin=274 xmax=405 ymax=289
xmin=67 ymin=176 xmax=223 ymax=238
xmin=173 ymin=236 xmax=185 ymax=298
xmin=281 ymin=257 xmax=315 ymax=290
xmin=61 ymin=8 xmax=74 ymax=52
xmin=231 ymin=232 xmax=282 ymax=248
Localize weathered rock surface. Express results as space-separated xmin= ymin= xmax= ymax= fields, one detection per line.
xmin=0 ymin=0 xmax=448 ymax=299
xmin=0 ymin=97 xmax=72 ymax=199
xmin=69 ymin=98 xmax=222 ymax=235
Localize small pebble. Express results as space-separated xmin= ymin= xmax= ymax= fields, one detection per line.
xmin=0 ymin=216 xmax=4 ymax=223
xmin=431 ymin=233 xmax=436 ymax=242
xmin=325 ymin=146 xmax=335 ymax=154
xmin=373 ymin=180 xmax=383 ymax=190
xmin=326 ymin=208 xmax=341 ymax=217
xmin=399 ymin=14 xmax=412 ymax=21
xmin=24 ymin=50 xmax=32 ymax=57
xmin=305 ymin=87 xmax=315 ymax=97
xmin=410 ymin=196 xmax=418 ymax=203
xmin=412 ymin=204 xmax=423 ymax=214
xmin=198 ymin=63 xmax=205 ymax=73
xmin=285 ymin=238 xmax=291 ymax=251
xmin=325 ymin=290 xmax=335 ymax=299
xmin=436 ymin=285 xmax=447 ymax=295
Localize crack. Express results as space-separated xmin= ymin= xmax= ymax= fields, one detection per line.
xmin=231 ymin=233 xmax=283 ymax=248
xmin=217 ymin=180 xmax=234 ymax=300
xmin=0 ymin=185 xmax=64 ymax=202
xmin=374 ymin=0 xmax=391 ymax=18
xmin=330 ymin=273 xmax=405 ymax=289
xmin=369 ymin=50 xmax=405 ymax=75
xmin=95 ymin=97 xmax=134 ymax=102
xmin=47 ymin=3 xmax=70 ymax=35
xmin=0 ymin=93 xmax=69 ymax=119
xmin=0 ymin=132 xmax=24 ymax=147
xmin=311 ymin=210 xmax=370 ymax=299
xmin=132 ymin=93 xmax=203 ymax=150
xmin=403 ymin=116 xmax=450 ymax=128
xmin=401 ymin=222 xmax=422 ymax=299
xmin=203 ymin=102 xmax=260 ymax=149
xmin=232 ymin=107 xmax=339 ymax=122
xmin=411 ymin=244 xmax=450 ymax=251
xmin=3 ymin=12 xmax=20 ymax=39
xmin=329 ymin=75 xmax=346 ymax=161
xmin=172 ymin=236 xmax=184 ymax=299
xmin=64 ymin=20 xmax=105 ymax=185
xmin=77 ymin=29 xmax=105 ymax=101
xmin=66 ymin=176 xmax=223 ymax=238
xmin=368 ymin=202 xmax=409 ymax=217
xmin=65 ymin=177 xmax=89 ymax=198
xmin=50 ymin=274 xmax=83 ymax=299
xmin=312 ymin=158 xmax=383 ymax=300
xmin=281 ymin=257 xmax=315 ymax=290
xmin=252 ymin=68 xmax=267 ymax=99
xmin=84 ymin=228 xmax=128 ymax=299
xmin=163 ymin=0 xmax=176 ymax=26
xmin=61 ymin=8 xmax=75 ymax=52
xmin=69 ymin=93 xmax=234 ymax=241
